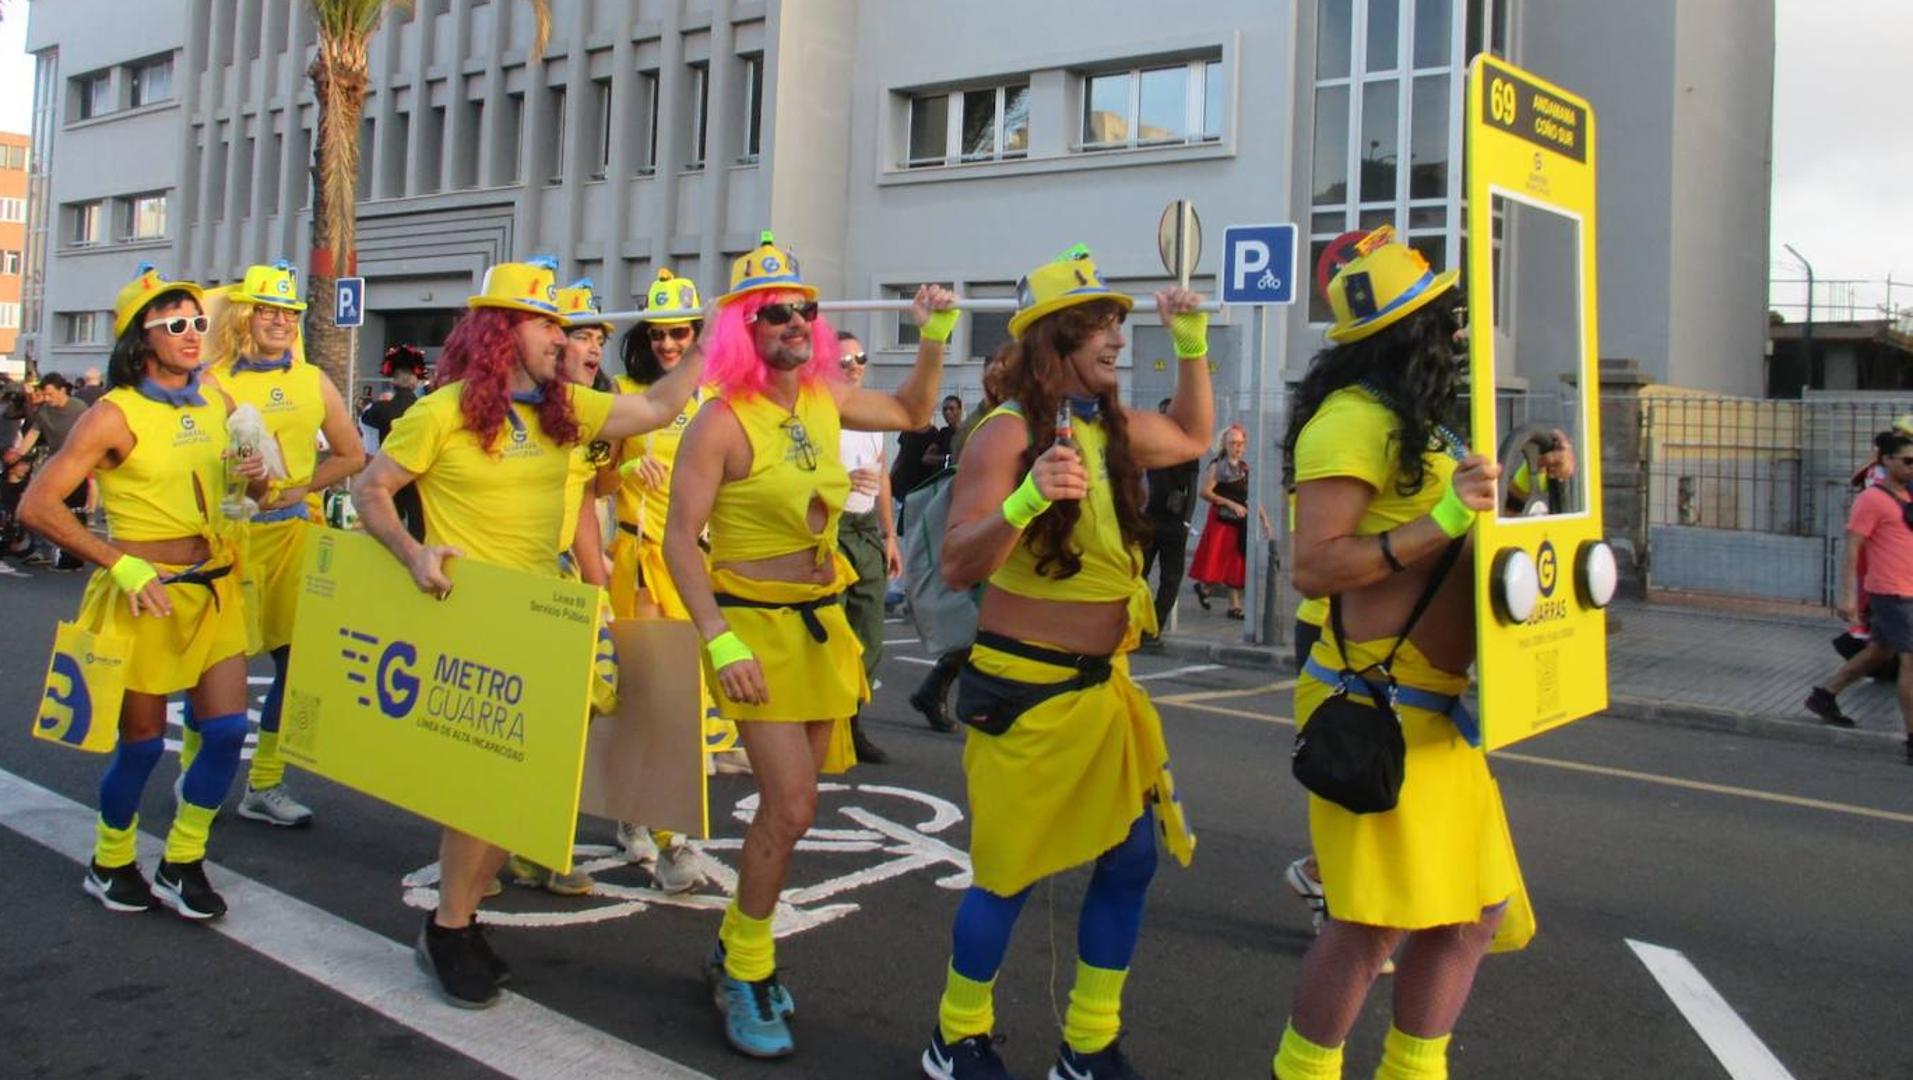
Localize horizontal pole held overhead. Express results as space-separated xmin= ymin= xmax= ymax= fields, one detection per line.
xmin=593 ymin=298 xmax=1228 ymax=324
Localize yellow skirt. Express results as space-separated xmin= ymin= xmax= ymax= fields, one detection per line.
xmin=1296 ymin=629 xmax=1533 ymax=948
xmin=609 ymin=526 xmax=645 ymax=619
xmin=702 ymin=564 xmax=864 ymax=771
xmin=962 ymin=643 xmax=1170 ymax=897
xmin=74 ymin=551 xmax=249 ymax=697
xmin=241 ymin=514 xmax=314 ymax=653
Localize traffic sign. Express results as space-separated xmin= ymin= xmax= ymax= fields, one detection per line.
xmin=1157 ymin=199 xmax=1202 ymax=289
xmin=335 ymin=276 xmax=366 ymax=328
xmin=1221 ymin=224 xmax=1298 ymax=305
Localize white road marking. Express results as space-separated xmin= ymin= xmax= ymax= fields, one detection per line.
xmin=1131 ymin=663 xmax=1224 ymax=683
xmin=0 ymin=766 xmax=711 ymax=1080
xmin=897 ymin=656 xmax=937 ymax=666
xmin=1626 ymin=939 xmax=1796 ymax=1080
xmin=883 ymin=637 xmax=920 ymax=646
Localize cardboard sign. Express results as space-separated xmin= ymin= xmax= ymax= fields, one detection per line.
xmin=1465 ymin=55 xmax=1610 ymax=749
xmin=576 ymin=618 xmax=709 ymax=838
xmin=280 ymin=529 xmax=598 ymax=869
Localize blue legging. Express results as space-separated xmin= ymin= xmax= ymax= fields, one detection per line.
xmin=951 ymin=809 xmax=1159 ymax=981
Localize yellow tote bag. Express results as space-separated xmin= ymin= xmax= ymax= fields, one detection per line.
xmin=33 ymin=621 xmax=131 ymax=753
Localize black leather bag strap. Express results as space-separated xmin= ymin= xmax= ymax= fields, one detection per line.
xmin=1328 ymin=537 xmax=1465 ymax=684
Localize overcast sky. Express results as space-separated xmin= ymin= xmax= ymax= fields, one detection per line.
xmin=0 ymin=1 xmax=1905 ymax=320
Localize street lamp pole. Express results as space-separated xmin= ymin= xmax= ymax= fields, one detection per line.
xmin=1784 ymin=243 xmax=1815 ymax=394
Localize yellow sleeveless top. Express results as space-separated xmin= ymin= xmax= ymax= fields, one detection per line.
xmin=984 ymin=404 xmax=1144 ymax=604
xmin=1292 ymin=385 xmax=1457 ymax=534
xmin=612 ymin=374 xmax=706 ymax=539
xmin=210 ymin=354 xmax=327 ymax=488
xmin=96 ymin=385 xmax=229 ymax=543
xmin=708 ymin=383 xmax=850 ymax=566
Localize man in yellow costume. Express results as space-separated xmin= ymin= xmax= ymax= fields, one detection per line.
xmin=920 ymin=246 xmax=1209 ymax=1080
xmin=187 ymin=260 xmax=365 ymax=828
xmin=352 ymin=256 xmax=709 ymax=1010
xmin=20 ymin=263 xmax=271 ymax=920
xmin=666 ymin=232 xmax=956 ymax=1059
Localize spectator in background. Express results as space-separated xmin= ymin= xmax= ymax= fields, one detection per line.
xmin=75 ymin=367 xmax=107 ymax=405
xmin=1141 ymin=397 xmax=1201 ymax=644
xmin=5 ymin=373 xmax=90 ymax=569
xmin=835 ymin=330 xmax=903 ymax=764
xmin=1188 ymin=424 xmax=1272 ymax=620
xmin=360 ymin=345 xmax=429 ymax=540
xmin=891 ymin=394 xmax=965 ymax=503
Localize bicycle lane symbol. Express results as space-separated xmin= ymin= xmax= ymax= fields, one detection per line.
xmin=399 ymin=782 xmax=973 ymax=937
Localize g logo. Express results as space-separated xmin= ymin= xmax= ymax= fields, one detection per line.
xmin=179 ymin=414 xmax=196 ymax=431
xmin=1536 ymin=540 xmax=1559 ymax=597
xmin=761 ymin=255 xmax=781 ymax=273
xmin=511 ymin=426 xmax=529 ymax=445
xmin=38 ymin=653 xmax=93 ymax=746
xmin=269 ymin=387 xmax=286 ymax=404
xmin=376 ymin=641 xmax=420 ymax=718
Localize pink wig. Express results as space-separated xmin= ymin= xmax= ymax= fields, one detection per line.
xmin=438 ymin=307 xmax=582 ymax=453
xmin=702 ymin=290 xmax=843 ymax=400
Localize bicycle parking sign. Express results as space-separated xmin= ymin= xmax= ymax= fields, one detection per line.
xmin=1221 ymin=223 xmax=1298 ymax=305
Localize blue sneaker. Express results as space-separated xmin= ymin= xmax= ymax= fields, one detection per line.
xmin=713 ymin=972 xmax=795 ymax=1058
xmin=705 ymin=940 xmax=793 ymax=1018
xmin=923 ymin=1027 xmax=1018 ymax=1079
xmin=1049 ymin=1036 xmax=1145 ymax=1080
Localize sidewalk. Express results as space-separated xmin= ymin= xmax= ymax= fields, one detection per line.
xmin=1153 ymin=588 xmax=1908 ymax=752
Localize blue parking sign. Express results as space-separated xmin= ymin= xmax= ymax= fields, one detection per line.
xmin=335 ymin=276 xmax=366 ymax=328
xmin=1221 ymin=224 xmax=1298 ymax=305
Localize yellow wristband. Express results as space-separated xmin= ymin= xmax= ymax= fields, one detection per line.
xmin=1169 ymin=310 xmax=1209 ymax=359
xmin=920 ymin=307 xmax=960 ymax=344
xmin=109 ymin=554 xmax=159 ymax=593
xmin=1430 ymin=485 xmax=1476 ymax=538
xmin=705 ymin=630 xmax=754 ymax=670
xmin=1001 ymin=472 xmax=1053 ymax=529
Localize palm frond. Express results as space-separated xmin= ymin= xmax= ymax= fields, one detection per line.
xmin=528 ymin=0 xmax=552 ymax=58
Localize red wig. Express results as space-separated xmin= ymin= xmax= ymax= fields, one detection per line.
xmin=703 ymin=290 xmax=843 ymax=400
xmin=437 ymin=307 xmax=581 ymax=453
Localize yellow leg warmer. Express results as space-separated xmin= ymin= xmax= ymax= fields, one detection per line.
xmin=248 ymin=729 xmax=285 ymax=790
xmin=719 ymin=900 xmax=776 ymax=982
xmin=178 ymin=726 xmax=202 ymax=774
xmin=1374 ymin=1026 xmax=1450 ymax=1080
xmin=162 ymin=802 xmax=217 ymax=864
xmin=1063 ymin=961 xmax=1129 ymax=1054
xmin=95 ymin=816 xmax=140 ymax=869
xmin=937 ymin=964 xmax=997 ymax=1043
xmin=1273 ymin=1021 xmax=1344 ymax=1080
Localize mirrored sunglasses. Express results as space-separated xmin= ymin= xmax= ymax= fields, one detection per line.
xmin=840 ymin=351 xmax=868 ymax=367
xmin=143 ymin=314 xmax=210 ymax=336
xmin=749 ymin=301 xmax=820 ymax=326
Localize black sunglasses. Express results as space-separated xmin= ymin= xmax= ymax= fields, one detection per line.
xmin=647 ymin=325 xmax=694 ymax=342
xmin=751 ymin=301 xmax=820 ymax=326
xmin=840 ymin=351 xmax=868 ymax=366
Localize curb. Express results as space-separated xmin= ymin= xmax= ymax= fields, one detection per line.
xmin=1151 ymin=634 xmax=1907 ymax=754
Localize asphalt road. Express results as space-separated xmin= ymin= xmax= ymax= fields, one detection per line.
xmin=2 ymin=563 xmax=1909 ymax=1079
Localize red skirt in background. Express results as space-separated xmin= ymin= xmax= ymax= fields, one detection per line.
xmin=1189 ymin=505 xmax=1246 ymax=588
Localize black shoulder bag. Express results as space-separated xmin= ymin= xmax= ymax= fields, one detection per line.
xmin=1291 ymin=539 xmax=1463 ymax=814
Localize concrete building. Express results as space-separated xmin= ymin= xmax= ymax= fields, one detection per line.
xmin=0 ymin=131 xmax=26 ymax=367
xmin=20 ymin=0 xmax=1773 ymax=404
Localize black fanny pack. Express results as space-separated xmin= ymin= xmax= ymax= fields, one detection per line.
xmin=1291 ymin=539 xmax=1461 ymax=814
xmin=955 ymin=631 xmax=1114 ymax=736
xmin=714 ymin=591 xmax=843 ymax=643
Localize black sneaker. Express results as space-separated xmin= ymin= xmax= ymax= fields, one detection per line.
xmin=1904 ymin=736 xmax=1911 ymax=766
xmin=1804 ymin=687 xmax=1855 ymax=728
xmin=851 ymin=715 xmax=890 ymax=764
xmin=1049 ymin=1035 xmax=1146 ymax=1079
xmin=470 ymin=918 xmax=512 ymax=986
xmin=153 ymin=859 xmax=227 ymax=921
xmin=923 ymin=1028 xmax=1018 ymax=1079
xmin=910 ymin=682 xmax=957 ymax=733
xmin=415 ymin=915 xmax=501 ymax=1009
xmin=82 ymin=860 xmax=156 ymax=913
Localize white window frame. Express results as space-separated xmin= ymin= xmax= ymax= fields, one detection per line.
xmin=903 ymin=79 xmax=1031 ymax=169
xmin=69 ymin=201 xmax=103 ymax=246
xmin=0 ymin=197 xmax=24 ymax=223
xmin=1 ymin=251 xmax=19 ymax=275
xmin=129 ymin=55 xmax=173 ymax=108
xmin=1077 ymin=59 xmax=1223 ymax=153
xmin=740 ymin=54 xmax=764 ymax=164
xmin=58 ymin=310 xmax=108 ymax=345
xmin=544 ymin=86 xmax=567 ymax=187
xmin=125 ymin=192 xmax=168 ymax=242
xmin=592 ymin=79 xmax=612 ymax=181
xmin=636 ymin=71 xmax=660 ymax=176
xmin=686 ymin=63 xmax=709 ymax=171
xmin=0 ymin=302 xmax=20 ymax=329
xmin=77 ymin=71 xmax=112 ymax=120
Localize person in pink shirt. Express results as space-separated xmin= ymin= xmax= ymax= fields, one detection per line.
xmin=1806 ymin=429 xmax=1913 ymax=764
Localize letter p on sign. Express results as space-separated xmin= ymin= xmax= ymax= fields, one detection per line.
xmin=1221 ymin=224 xmax=1298 ymax=306
xmin=335 ymin=277 xmax=366 ymax=329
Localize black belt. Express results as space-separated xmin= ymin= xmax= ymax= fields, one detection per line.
xmin=161 ymin=563 xmax=234 ymax=610
xmin=714 ymin=591 xmax=843 ymax=644
xmin=972 ymin=630 xmax=1114 ymax=685
xmin=617 ymin=521 xmax=640 ymax=537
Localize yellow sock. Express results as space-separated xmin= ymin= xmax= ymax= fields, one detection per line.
xmin=179 ymin=726 xmax=202 ymax=774
xmin=719 ymin=900 xmax=775 ymax=982
xmin=1063 ymin=961 xmax=1128 ymax=1054
xmin=937 ymin=963 xmax=996 ymax=1044
xmin=163 ymin=802 xmax=217 ymax=863
xmin=1374 ymin=1026 xmax=1450 ymax=1080
xmin=248 ymin=729 xmax=285 ymax=789
xmin=1273 ymin=1021 xmax=1344 ymax=1080
xmin=95 ymin=815 xmax=139 ymax=869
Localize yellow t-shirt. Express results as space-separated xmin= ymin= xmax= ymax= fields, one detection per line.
xmin=96 ymin=386 xmax=230 ymax=543
xmin=612 ymin=374 xmax=706 ymax=540
xmin=558 ymin=433 xmax=614 ymax=553
xmin=210 ymin=356 xmax=327 ymax=488
xmin=983 ymin=405 xmax=1142 ymax=603
xmin=381 ymin=381 xmax=614 ymax=576
xmin=1292 ymin=385 xmax=1456 ymax=536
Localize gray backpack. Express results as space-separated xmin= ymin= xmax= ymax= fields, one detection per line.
xmin=899 ymin=467 xmax=981 ymax=657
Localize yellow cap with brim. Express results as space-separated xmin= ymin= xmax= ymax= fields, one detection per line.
xmin=718 ymin=230 xmax=818 ymax=306
xmin=556 ymin=278 xmax=613 ymax=334
xmin=468 ymin=256 xmax=562 ymax=317
xmin=1008 ymin=244 xmax=1133 ymax=340
xmin=114 ymin=262 xmax=206 ymax=337
xmin=1325 ymin=226 xmax=1460 ymax=344
xmin=236 ymin=260 xmax=307 ymax=312
xmin=643 ymin=268 xmax=704 ymax=324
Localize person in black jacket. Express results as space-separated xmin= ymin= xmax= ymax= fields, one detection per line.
xmin=360 ymin=345 xmax=429 ymax=539
xmin=1141 ymin=398 xmax=1200 ymax=643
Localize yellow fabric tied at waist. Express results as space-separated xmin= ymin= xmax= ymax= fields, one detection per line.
xmin=704 ymin=560 xmax=866 ymax=772
xmin=960 ymin=635 xmax=1186 ymax=896
xmin=73 ymin=542 xmax=249 ymax=697
xmin=239 ymin=513 xmax=315 ymax=654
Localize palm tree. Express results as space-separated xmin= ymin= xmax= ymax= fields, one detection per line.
xmin=304 ymin=1 xmax=550 ymax=392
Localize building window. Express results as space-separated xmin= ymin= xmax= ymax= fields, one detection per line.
xmin=592 ymin=79 xmax=612 ymax=180
xmin=125 ymin=192 xmax=167 ymax=241
xmin=905 ymin=80 xmax=1029 ymax=168
xmin=1 ymin=251 xmax=19 ymax=275
xmin=687 ymin=63 xmax=709 ymax=170
xmin=0 ymin=145 xmax=25 ymax=170
xmin=502 ymin=92 xmax=523 ymax=183
xmin=0 ymin=303 xmax=20 ymax=329
xmin=0 ymin=197 xmax=23 ymax=223
xmin=129 ymin=55 xmax=173 ymax=107
xmin=1080 ymin=60 xmax=1223 ymax=151
xmin=543 ymin=87 xmax=566 ymax=186
xmin=741 ymin=54 xmax=764 ymax=163
xmin=58 ymin=311 xmax=109 ymax=344
xmin=906 ymin=93 xmax=948 ymax=168
xmin=75 ymin=71 xmax=112 ymax=120
xmin=888 ymin=285 xmax=920 ymax=347
xmin=69 ymin=201 xmax=103 ymax=245
xmin=636 ymin=72 xmax=660 ymax=175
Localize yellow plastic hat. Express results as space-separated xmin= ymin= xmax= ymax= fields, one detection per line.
xmin=468 ymin=256 xmax=561 ymax=317
xmin=1009 ymin=243 xmax=1133 ymax=340
xmin=236 ymin=260 xmax=307 ymax=312
xmin=1325 ymin=226 xmax=1460 ymax=343
xmin=114 ymin=262 xmax=206 ymax=337
xmin=1894 ymin=413 xmax=1913 ymax=437
xmin=718 ymin=230 xmax=818 ymax=306
xmin=642 ymin=268 xmax=703 ymax=324
xmin=556 ymin=278 xmax=613 ymax=334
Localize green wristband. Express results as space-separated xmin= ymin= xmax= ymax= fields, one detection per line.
xmin=920 ymin=307 xmax=960 ymax=344
xmin=705 ymin=630 xmax=754 ymax=670
xmin=1430 ymin=485 xmax=1476 ymax=538
xmin=1001 ymin=472 xmax=1053 ymax=529
xmin=109 ymin=554 xmax=159 ymax=593
xmin=1169 ymin=310 xmax=1209 ymax=359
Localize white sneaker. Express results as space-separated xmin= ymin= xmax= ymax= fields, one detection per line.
xmin=712 ymin=749 xmax=753 ymax=775
xmin=237 ymin=784 xmax=314 ymax=827
xmin=617 ymin=822 xmax=659 ymax=863
xmin=1283 ymin=856 xmax=1327 ymax=932
xmin=652 ymin=838 xmax=703 ymax=894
